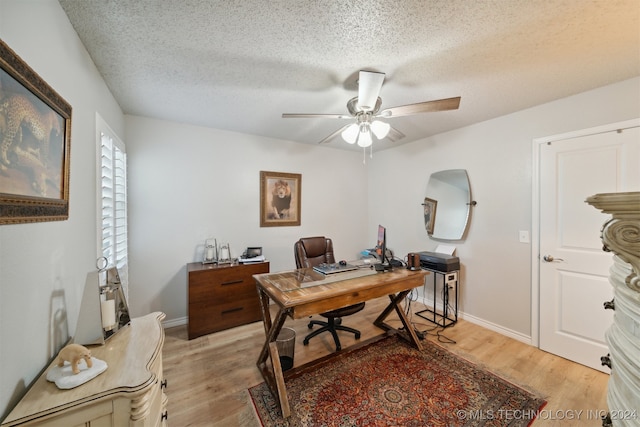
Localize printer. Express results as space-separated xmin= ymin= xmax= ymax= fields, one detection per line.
xmin=418 ymin=251 xmax=460 ymax=272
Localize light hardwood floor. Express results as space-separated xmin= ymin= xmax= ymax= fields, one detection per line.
xmin=163 ymin=297 xmax=609 ymax=426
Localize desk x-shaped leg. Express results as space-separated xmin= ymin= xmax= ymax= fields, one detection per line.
xmin=373 ymin=290 xmax=425 ymax=351
xmin=256 ymin=287 xmax=292 ymax=417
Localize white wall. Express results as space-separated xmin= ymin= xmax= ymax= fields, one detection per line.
xmin=124 ymin=116 xmax=369 ymax=322
xmin=0 ymin=0 xmax=124 ymax=417
xmin=368 ymin=77 xmax=640 ymax=339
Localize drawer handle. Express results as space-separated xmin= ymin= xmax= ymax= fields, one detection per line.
xmin=603 ymin=298 xmax=615 ymax=310
xmin=221 ymin=279 xmax=244 ymax=286
xmin=161 ymin=379 xmax=168 ymax=389
xmin=600 ymin=354 xmax=611 ymax=369
xmin=162 ymin=411 xmax=168 ymax=421
xmin=222 ymin=307 xmax=244 ymax=315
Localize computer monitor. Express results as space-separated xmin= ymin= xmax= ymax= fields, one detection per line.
xmin=375 ymin=224 xmax=392 ymax=271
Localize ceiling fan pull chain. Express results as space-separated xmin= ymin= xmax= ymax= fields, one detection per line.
xmin=362 ymin=147 xmax=366 ymax=164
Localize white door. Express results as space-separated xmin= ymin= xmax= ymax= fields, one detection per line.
xmin=538 ymin=124 xmax=639 ymax=372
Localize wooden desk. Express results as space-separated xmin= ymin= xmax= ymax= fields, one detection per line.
xmin=253 ymin=267 xmax=429 ymax=417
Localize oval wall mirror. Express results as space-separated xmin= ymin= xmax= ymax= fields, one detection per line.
xmin=424 ymin=169 xmax=473 ymax=241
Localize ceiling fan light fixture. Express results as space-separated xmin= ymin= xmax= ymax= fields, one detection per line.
xmin=357 ymin=125 xmax=373 ymax=148
xmin=282 ymin=69 xmax=460 ymax=155
xmin=370 ymin=120 xmax=390 ymax=139
xmin=357 ymin=71 xmax=385 ymax=111
xmin=341 ymin=123 xmax=359 ymax=144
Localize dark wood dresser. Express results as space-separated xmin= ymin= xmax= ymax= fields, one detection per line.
xmin=187 ymin=261 xmax=269 ymax=339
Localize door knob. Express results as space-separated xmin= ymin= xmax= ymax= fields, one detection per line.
xmin=543 ymin=255 xmax=564 ymax=262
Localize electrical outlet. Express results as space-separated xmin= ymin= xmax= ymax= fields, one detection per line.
xmin=519 ymin=230 xmax=530 ymax=243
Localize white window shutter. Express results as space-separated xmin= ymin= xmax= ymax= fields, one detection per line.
xmin=100 ymin=132 xmax=128 ymax=291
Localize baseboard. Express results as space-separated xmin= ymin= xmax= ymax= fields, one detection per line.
xmin=458 ymin=312 xmax=532 ymax=345
xmin=160 ymin=306 xmax=533 ymax=346
xmin=162 ymin=316 xmax=187 ymax=329
xmin=414 ymin=296 xmax=532 ymax=345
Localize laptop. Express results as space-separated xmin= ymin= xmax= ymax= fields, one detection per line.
xmin=313 ymin=262 xmax=359 ymax=275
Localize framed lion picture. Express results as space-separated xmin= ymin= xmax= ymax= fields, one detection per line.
xmin=260 ymin=171 xmax=301 ymax=227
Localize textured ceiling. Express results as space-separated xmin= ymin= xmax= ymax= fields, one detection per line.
xmin=58 ymin=0 xmax=640 ymax=152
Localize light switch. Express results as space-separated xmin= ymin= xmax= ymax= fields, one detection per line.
xmin=519 ymin=230 xmax=530 ymax=243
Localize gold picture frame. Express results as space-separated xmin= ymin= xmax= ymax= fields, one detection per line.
xmin=0 ymin=39 xmax=72 ymax=225
xmin=423 ymin=197 xmax=437 ymax=235
xmin=260 ymin=171 xmax=301 ymax=227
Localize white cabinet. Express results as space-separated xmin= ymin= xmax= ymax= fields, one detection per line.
xmin=1 ymin=312 xmax=167 ymax=427
xmin=587 ymin=192 xmax=640 ymax=426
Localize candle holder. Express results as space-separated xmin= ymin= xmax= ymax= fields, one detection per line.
xmin=203 ymin=238 xmax=218 ymax=264
xmin=74 ymin=260 xmax=131 ymax=345
xmin=98 ymin=267 xmax=130 ymax=339
xmin=218 ymin=242 xmax=232 ymax=264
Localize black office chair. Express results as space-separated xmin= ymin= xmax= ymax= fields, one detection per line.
xmin=294 ymin=236 xmax=364 ymax=351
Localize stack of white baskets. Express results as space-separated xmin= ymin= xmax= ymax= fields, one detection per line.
xmin=587 ymin=192 xmax=640 ymax=427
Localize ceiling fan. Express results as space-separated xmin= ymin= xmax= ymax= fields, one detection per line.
xmin=282 ymin=70 xmax=461 ymax=149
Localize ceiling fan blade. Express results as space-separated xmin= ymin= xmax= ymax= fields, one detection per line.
xmin=380 ymin=96 xmax=461 ymax=118
xmin=358 ymin=71 xmax=385 ymax=111
xmin=318 ymin=124 xmax=352 ymax=144
xmin=386 ymin=126 xmax=405 ymax=143
xmin=282 ymin=113 xmax=351 ymax=119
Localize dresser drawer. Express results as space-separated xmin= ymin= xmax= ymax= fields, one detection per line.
xmin=32 ymin=401 xmax=112 ymax=427
xmin=190 ymin=298 xmax=262 ymax=335
xmin=189 ymin=273 xmax=256 ymax=304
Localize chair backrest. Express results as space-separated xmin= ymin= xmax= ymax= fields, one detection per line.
xmin=294 ymin=237 xmax=335 ymax=268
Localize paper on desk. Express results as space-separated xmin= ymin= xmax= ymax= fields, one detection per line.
xmin=238 ymin=255 xmax=266 ymax=263
xmin=435 ymin=245 xmax=456 ymax=255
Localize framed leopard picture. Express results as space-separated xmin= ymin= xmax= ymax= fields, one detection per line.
xmin=0 ymin=39 xmax=72 ymax=224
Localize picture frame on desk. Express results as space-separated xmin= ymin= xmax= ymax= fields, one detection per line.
xmin=0 ymin=39 xmax=72 ymax=225
xmin=260 ymin=170 xmax=301 ymax=227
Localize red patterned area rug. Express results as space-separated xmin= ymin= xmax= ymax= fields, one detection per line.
xmin=249 ymin=335 xmax=546 ymax=427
